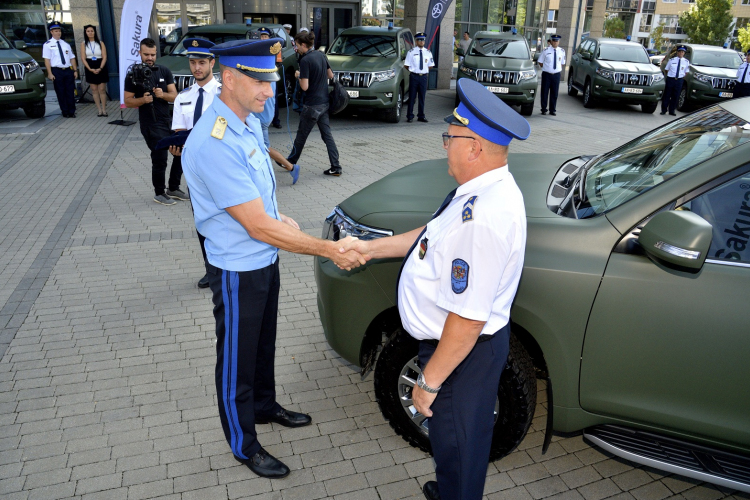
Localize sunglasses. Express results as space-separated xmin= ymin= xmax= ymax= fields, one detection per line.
xmin=442 ymin=132 xmax=477 ymax=146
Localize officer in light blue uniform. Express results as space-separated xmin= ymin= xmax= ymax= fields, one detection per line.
xmin=734 ymin=48 xmax=750 ymax=99
xmin=661 ymin=46 xmax=688 ymax=115
xmin=182 ymin=38 xmax=365 ymax=480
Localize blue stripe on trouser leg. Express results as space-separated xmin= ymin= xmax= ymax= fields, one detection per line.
xmin=222 ymin=270 xmax=246 ymax=459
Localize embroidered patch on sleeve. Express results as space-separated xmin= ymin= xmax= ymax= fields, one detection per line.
xmin=451 ymin=259 xmax=469 ymax=294
xmin=462 ymin=196 xmax=478 ymax=222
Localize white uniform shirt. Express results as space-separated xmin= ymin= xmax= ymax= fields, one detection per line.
xmin=539 ymin=46 xmax=565 ymax=74
xmin=665 ymin=56 xmax=688 ymax=79
xmin=736 ymin=61 xmax=750 ymax=84
xmin=405 ymin=47 xmax=435 ymax=75
xmin=398 ymin=167 xmax=527 ymax=341
xmin=42 ymin=38 xmax=75 ymax=68
xmin=171 ymin=77 xmax=221 ymax=131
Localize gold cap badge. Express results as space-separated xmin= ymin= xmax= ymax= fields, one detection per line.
xmin=270 ymin=42 xmax=282 ymax=55
xmin=453 ymin=108 xmax=469 ymax=126
xmin=192 ymin=40 xmax=199 ymax=47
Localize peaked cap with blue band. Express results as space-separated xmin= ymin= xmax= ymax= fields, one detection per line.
xmin=210 ymin=39 xmax=280 ymax=82
xmin=677 ymin=45 xmax=687 ymax=51
xmin=415 ymin=32 xmax=426 ymax=39
xmin=49 ymin=22 xmax=63 ymax=31
xmin=549 ymin=34 xmax=561 ymax=41
xmin=184 ymin=38 xmax=215 ymax=58
xmin=444 ymin=79 xmax=530 ymax=146
xmin=256 ymin=27 xmax=272 ymax=36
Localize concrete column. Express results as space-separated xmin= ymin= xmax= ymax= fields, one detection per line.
xmin=404 ymin=0 xmax=455 ymax=89
xmin=589 ymin=0 xmax=606 ymax=38
xmin=555 ymin=0 xmax=585 ymax=80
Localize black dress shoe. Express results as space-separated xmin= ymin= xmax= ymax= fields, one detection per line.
xmin=407 ymin=118 xmax=413 ymax=123
xmin=235 ymin=448 xmax=289 ymax=478
xmin=669 ymin=112 xmax=676 ymax=116
xmin=271 ymin=122 xmax=282 ymax=129
xmin=549 ymin=112 xmax=556 ymax=116
xmin=418 ymin=118 xmax=428 ymax=122
xmin=256 ymin=407 xmax=312 ymax=428
xmin=541 ymin=110 xmax=547 ymax=115
xmin=660 ymin=111 xmax=667 ymax=115
xmin=423 ymin=481 xmax=441 ymax=500
xmin=197 ymin=274 xmax=210 ymax=288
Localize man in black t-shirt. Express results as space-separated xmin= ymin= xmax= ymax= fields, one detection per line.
xmin=286 ymin=31 xmax=342 ymax=176
xmin=124 ymin=38 xmax=185 ymax=205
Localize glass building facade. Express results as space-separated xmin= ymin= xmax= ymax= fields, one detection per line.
xmin=1 ymin=0 xmax=76 ymax=66
xmin=454 ymin=0 xmax=549 ymax=52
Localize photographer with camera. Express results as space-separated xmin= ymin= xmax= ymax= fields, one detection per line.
xmin=124 ymin=38 xmax=183 ymax=206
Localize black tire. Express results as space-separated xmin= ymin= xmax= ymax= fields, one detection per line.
xmin=520 ymin=102 xmax=534 ymax=116
xmin=583 ymin=80 xmax=596 ymax=108
xmin=567 ymin=75 xmax=578 ymax=96
xmin=641 ymin=102 xmax=658 ymax=114
xmin=23 ymin=100 xmax=45 ymax=119
xmin=383 ymin=85 xmax=403 ymax=123
xmin=374 ymin=327 xmax=537 ymax=461
xmin=677 ymin=86 xmax=688 ymax=112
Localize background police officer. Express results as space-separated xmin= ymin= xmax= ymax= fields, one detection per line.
xmin=182 ymin=39 xmax=365 ymax=479
xmin=344 ymin=79 xmax=529 ymax=500
xmin=43 ymin=23 xmax=78 ymax=118
xmin=661 ymin=46 xmax=688 ymax=115
xmin=405 ymin=32 xmax=434 ymax=123
xmin=734 ymin=49 xmax=750 ymax=99
xmin=538 ymin=34 xmax=564 ymax=116
xmin=124 ymin=38 xmax=182 ymax=206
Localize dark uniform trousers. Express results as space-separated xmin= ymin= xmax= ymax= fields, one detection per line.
xmin=408 ymin=73 xmax=428 ymax=120
xmin=207 ymin=260 xmax=283 ymax=459
xmin=51 ymin=67 xmax=76 ymax=116
xmin=734 ymin=82 xmax=750 ymax=99
xmin=540 ymin=71 xmax=561 ymax=113
xmin=662 ymin=77 xmax=683 ymax=114
xmin=418 ymin=324 xmax=510 ymax=500
xmin=140 ymin=122 xmax=183 ymax=196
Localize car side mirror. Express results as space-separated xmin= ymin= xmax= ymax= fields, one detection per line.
xmin=14 ymin=40 xmax=27 ymax=50
xmin=638 ymin=210 xmax=712 ymax=270
xmin=456 ymin=48 xmax=464 ymax=56
xmin=162 ymin=45 xmax=171 ymax=56
xmin=581 ymin=52 xmax=591 ymax=60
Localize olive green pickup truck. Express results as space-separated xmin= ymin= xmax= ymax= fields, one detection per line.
xmin=0 ymin=32 xmax=46 ymax=118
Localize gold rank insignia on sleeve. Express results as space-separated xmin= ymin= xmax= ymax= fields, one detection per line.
xmin=211 ymin=117 xmax=227 ymax=140
xmin=270 ymin=42 xmax=282 ymax=55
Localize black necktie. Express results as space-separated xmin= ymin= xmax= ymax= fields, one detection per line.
xmin=57 ymin=41 xmax=66 ymax=66
xmin=742 ymin=64 xmax=749 ymax=84
xmin=193 ymin=88 xmax=204 ymax=127
xmin=675 ymin=59 xmax=681 ymax=78
xmin=419 ymin=49 xmax=423 ymax=71
xmin=553 ymin=48 xmax=557 ymax=70
xmin=395 ymin=187 xmax=458 ymax=299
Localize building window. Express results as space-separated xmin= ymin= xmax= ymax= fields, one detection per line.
xmin=659 ymin=15 xmax=682 ymax=34
xmin=743 ymin=0 xmax=750 ymax=5
xmin=682 ymin=0 xmax=695 ymax=3
xmin=662 ymin=0 xmax=676 ymax=4
xmin=640 ymin=13 xmax=653 ymax=32
xmin=362 ymin=0 xmax=404 ymax=27
xmin=547 ymin=10 xmax=558 ymax=29
xmin=735 ymin=17 xmax=749 ymax=37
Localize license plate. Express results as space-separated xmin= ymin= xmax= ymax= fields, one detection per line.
xmin=719 ymin=92 xmax=733 ymax=98
xmin=347 ymin=90 xmax=359 ymax=98
xmin=621 ymin=87 xmax=643 ymax=94
xmin=0 ymin=85 xmax=14 ymax=94
xmin=487 ymin=86 xmax=509 ymax=94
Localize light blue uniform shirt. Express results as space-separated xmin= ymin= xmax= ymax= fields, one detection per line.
xmin=182 ymin=97 xmax=280 ymax=272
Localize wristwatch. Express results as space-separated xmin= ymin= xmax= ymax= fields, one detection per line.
xmin=416 ymin=372 xmax=441 ymax=394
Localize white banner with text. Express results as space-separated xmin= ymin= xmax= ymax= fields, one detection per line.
xmin=118 ymin=0 xmax=153 ymax=105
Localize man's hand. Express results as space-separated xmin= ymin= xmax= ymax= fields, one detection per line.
xmin=280 ymin=214 xmax=300 ymax=230
xmin=49 ymin=74 xmax=55 ymax=81
xmin=168 ymin=145 xmax=182 ymax=157
xmin=142 ymin=92 xmax=154 ymax=104
xmin=339 ymin=237 xmax=371 ymax=260
xmin=412 ymin=385 xmax=437 ymax=417
xmin=331 ymin=236 xmax=367 ymax=271
xmin=295 ymin=70 xmax=300 ymax=79
xmin=153 ymin=87 xmax=164 ymax=99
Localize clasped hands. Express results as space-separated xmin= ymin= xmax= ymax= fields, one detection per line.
xmin=332 ymin=236 xmax=371 ymax=271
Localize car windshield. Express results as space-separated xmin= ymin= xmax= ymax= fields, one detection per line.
xmin=578 ymin=106 xmax=750 ymax=217
xmin=171 ymin=32 xmax=248 ymax=55
xmin=692 ymin=49 xmax=742 ymax=69
xmin=469 ymin=38 xmax=529 ymax=58
xmin=328 ymin=35 xmax=397 ymax=57
xmin=598 ymin=44 xmax=650 ymax=63
xmin=0 ymin=33 xmax=11 ymax=50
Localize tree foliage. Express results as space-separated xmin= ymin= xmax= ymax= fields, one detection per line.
xmin=650 ymin=22 xmax=666 ymax=52
xmin=739 ymin=27 xmax=750 ymax=52
xmin=603 ymin=17 xmax=626 ymax=39
xmin=678 ymin=0 xmax=733 ymax=46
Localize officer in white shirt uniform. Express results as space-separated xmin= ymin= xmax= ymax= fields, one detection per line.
xmin=734 ymin=49 xmax=750 ymax=99
xmin=170 ymin=38 xmax=221 ymax=289
xmin=405 ymin=32 xmax=434 ymax=123
xmin=42 ymin=22 xmax=78 ymax=117
xmin=538 ymin=34 xmax=564 ymax=115
xmin=661 ymin=46 xmax=688 ymax=115
xmin=344 ymin=78 xmax=529 ymax=500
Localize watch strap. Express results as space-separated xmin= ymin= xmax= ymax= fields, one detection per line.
xmin=417 ymin=372 xmax=441 ymax=394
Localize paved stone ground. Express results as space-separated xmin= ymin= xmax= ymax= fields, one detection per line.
xmin=0 ymin=85 xmax=747 ymax=500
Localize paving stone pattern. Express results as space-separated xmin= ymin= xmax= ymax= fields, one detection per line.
xmin=0 ymin=88 xmax=746 ymax=500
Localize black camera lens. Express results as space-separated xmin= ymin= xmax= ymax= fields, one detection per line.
xmin=142 ymin=66 xmax=152 ymax=78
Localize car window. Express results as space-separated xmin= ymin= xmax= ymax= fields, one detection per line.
xmin=578 ymin=106 xmax=750 ymax=217
xmin=328 ymin=35 xmax=398 ymax=57
xmin=0 ymin=33 xmax=12 ymax=50
xmin=691 ymin=50 xmax=742 ymax=69
xmin=588 ymin=41 xmax=596 ymax=56
xmin=404 ymin=32 xmax=414 ymax=49
xmin=598 ymin=44 xmax=649 ymax=63
xmin=678 ymin=173 xmax=750 ymax=264
xmin=578 ymin=40 xmax=591 ymax=54
xmin=469 ymin=38 xmax=529 ymax=58
xmin=171 ymin=33 xmax=247 ymax=55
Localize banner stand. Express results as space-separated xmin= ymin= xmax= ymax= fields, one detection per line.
xmin=109 ymin=105 xmax=137 ymax=126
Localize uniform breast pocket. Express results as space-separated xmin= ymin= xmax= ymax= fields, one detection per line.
xmin=247 ymin=153 xmax=265 ymax=171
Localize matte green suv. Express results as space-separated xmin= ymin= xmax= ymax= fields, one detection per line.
xmin=315 ymin=100 xmax=750 ymax=492
xmin=159 ymin=24 xmax=298 ymax=100
xmin=568 ymin=37 xmax=665 ymax=113
xmin=456 ymin=31 xmax=537 ymax=116
xmin=326 ymin=26 xmax=413 ymax=123
xmin=659 ymin=44 xmax=743 ymax=112
xmin=0 ymin=32 xmax=46 ymax=118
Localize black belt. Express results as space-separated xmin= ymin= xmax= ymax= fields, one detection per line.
xmin=421 ymin=334 xmax=493 ymax=347
xmin=55 ymin=67 xmax=73 ymax=70
xmin=667 ymin=76 xmax=683 ymax=80
xmin=410 ymin=72 xmax=428 ymax=76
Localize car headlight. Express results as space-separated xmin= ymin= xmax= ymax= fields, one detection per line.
xmin=596 ymin=67 xmax=614 ymax=80
xmin=372 ymin=69 xmax=396 ymax=82
xmin=692 ymin=70 xmax=711 ymax=84
xmin=323 ymin=206 xmax=394 ymax=241
xmin=651 ymin=72 xmax=664 ymax=83
xmin=459 ymin=64 xmax=475 ymax=76
xmin=23 ymin=59 xmax=39 ymax=73
xmin=519 ymin=69 xmax=536 ymax=81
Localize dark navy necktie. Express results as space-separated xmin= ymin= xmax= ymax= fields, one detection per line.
xmin=742 ymin=64 xmax=749 ymax=84
xmin=675 ymin=59 xmax=681 ymax=78
xmin=419 ymin=49 xmax=424 ymax=71
xmin=57 ymin=41 xmax=66 ymax=66
xmin=193 ymin=88 xmax=204 ymax=127
xmin=395 ymin=187 xmax=458 ymax=300
xmin=553 ymin=48 xmax=557 ymax=70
